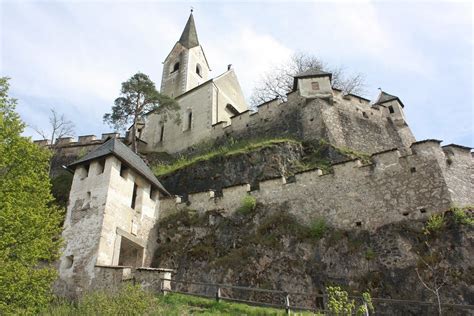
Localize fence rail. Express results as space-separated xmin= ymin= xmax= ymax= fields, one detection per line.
xmin=160 ymin=278 xmax=474 ymax=315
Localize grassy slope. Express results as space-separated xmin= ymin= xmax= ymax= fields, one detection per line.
xmin=153 ymin=138 xmax=300 ymax=176
xmin=43 ymin=287 xmax=317 ymax=315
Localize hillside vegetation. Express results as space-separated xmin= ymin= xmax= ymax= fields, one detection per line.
xmin=43 ymin=285 xmax=314 ymax=315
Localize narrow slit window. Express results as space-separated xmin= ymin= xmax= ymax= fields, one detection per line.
xmin=187 ymin=112 xmax=192 ymax=130
xmin=131 ymin=183 xmax=138 ymax=209
xmin=388 ymin=105 xmax=395 ymax=114
xmin=160 ymin=125 xmax=165 ymax=142
xmin=97 ymin=159 xmax=105 ymax=174
xmin=196 ymin=64 xmax=202 ymax=77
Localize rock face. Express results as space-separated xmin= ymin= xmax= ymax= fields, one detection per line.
xmin=152 ymin=207 xmax=474 ymax=315
xmin=157 ymin=142 xmax=304 ymax=196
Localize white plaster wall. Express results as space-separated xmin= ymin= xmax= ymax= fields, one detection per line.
xmin=141 ymin=82 xmax=214 ymax=153
xmin=298 ymin=77 xmax=332 ymax=98
xmin=213 ymin=69 xmax=249 ymax=123
xmin=186 ymin=46 xmax=210 ymax=91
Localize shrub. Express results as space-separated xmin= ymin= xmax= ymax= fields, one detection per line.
xmin=309 ymin=218 xmax=327 ymax=239
xmin=327 ymin=286 xmax=355 ymax=314
xmin=237 ymin=195 xmax=257 ymax=215
xmin=423 ymin=213 xmax=445 ymax=235
xmin=452 ymin=207 xmax=474 ymax=227
xmin=365 ymin=248 xmax=376 ymax=261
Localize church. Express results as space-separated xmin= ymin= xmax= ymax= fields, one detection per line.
xmin=139 ymin=12 xmax=249 ymax=153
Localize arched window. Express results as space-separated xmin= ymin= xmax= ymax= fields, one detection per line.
xmin=171 ymin=62 xmax=180 ymax=73
xmin=196 ymin=64 xmax=202 ymax=77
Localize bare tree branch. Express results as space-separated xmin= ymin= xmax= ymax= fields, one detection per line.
xmin=250 ymin=52 xmax=367 ymax=108
xmin=32 ymin=108 xmax=75 ymax=147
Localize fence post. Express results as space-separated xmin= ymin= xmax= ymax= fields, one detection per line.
xmin=216 ymin=286 xmax=221 ymax=303
xmin=285 ymin=293 xmax=290 ymax=315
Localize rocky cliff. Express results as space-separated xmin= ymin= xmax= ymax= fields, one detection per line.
xmin=151 ymin=206 xmax=473 ymax=315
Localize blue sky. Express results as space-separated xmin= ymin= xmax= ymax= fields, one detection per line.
xmin=1 ymin=0 xmax=472 ymax=147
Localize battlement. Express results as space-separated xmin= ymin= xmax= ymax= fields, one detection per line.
xmin=33 ymin=133 xmax=122 ymax=148
xmin=159 ymin=140 xmax=473 ymax=230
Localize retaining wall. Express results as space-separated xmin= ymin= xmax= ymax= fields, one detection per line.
xmin=159 ymin=140 xmax=473 ymax=230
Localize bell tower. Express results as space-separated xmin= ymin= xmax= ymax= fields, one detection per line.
xmin=160 ymin=11 xmax=211 ymax=98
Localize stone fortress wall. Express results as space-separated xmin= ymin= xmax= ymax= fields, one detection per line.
xmin=43 ymin=87 xmax=414 ymax=162
xmin=209 ymin=89 xmax=415 ymax=155
xmin=159 ymin=140 xmax=473 ymax=231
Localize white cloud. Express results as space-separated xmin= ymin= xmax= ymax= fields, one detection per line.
xmin=307 ymin=2 xmax=436 ymax=77
xmin=206 ymin=27 xmax=293 ymax=97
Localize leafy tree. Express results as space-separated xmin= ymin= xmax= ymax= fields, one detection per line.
xmin=103 ymin=72 xmax=180 ymax=153
xmin=0 ymin=77 xmax=63 ymax=314
xmin=250 ymin=52 xmax=366 ymax=107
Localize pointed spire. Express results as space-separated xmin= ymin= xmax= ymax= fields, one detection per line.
xmin=179 ymin=12 xmax=199 ymax=49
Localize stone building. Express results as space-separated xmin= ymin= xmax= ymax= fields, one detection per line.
xmin=53 ymin=12 xmax=472 ymax=300
xmin=57 ymin=138 xmax=169 ymax=297
xmin=139 ymin=12 xmax=249 ymax=153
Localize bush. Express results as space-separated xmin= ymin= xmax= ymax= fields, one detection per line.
xmin=309 ymin=218 xmax=327 ymax=239
xmin=365 ymin=248 xmax=376 ymax=261
xmin=43 ymin=284 xmax=159 ymax=315
xmin=237 ymin=195 xmax=257 ymax=215
xmin=452 ymin=207 xmax=474 ymax=227
xmin=423 ymin=213 xmax=445 ymax=235
xmin=327 ymin=286 xmax=355 ymax=314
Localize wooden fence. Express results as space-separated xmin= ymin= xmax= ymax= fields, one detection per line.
xmin=160 ymin=278 xmax=474 ymax=315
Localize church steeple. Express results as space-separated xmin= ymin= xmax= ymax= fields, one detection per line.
xmin=179 ymin=12 xmax=199 ymax=49
xmin=160 ymin=11 xmax=210 ymax=98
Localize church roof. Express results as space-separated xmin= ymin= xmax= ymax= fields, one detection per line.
xmin=69 ymin=138 xmax=169 ymax=195
xmin=179 ymin=13 xmax=199 ymax=49
xmin=292 ymin=68 xmax=332 ymax=91
xmin=374 ymin=91 xmax=405 ymax=108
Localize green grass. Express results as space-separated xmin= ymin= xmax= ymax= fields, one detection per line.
xmin=309 ymin=218 xmax=327 ymax=239
xmin=236 ymin=195 xmax=257 ymax=215
xmin=153 ymin=138 xmax=300 ymax=176
xmin=43 ymin=285 xmax=318 ymax=315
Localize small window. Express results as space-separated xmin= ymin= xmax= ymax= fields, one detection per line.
xmin=388 ymin=105 xmax=395 ymax=114
xmin=150 ymin=188 xmax=157 ymax=201
xmin=159 ymin=125 xmax=165 ymax=142
xmin=120 ymin=164 xmax=128 ymax=178
xmin=131 ymin=183 xmax=138 ymax=209
xmin=196 ymin=64 xmax=202 ymax=77
xmin=84 ymin=164 xmax=90 ymax=178
xmin=410 ymin=167 xmax=417 ymax=173
xmin=362 ymin=112 xmax=369 ymax=118
xmin=187 ymin=112 xmax=192 ymax=130
xmin=172 ymin=62 xmax=180 ymax=73
xmin=97 ymin=159 xmax=105 ymax=174
xmin=311 ymin=82 xmax=320 ymax=90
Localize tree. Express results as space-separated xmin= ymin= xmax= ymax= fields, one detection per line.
xmin=250 ymin=52 xmax=366 ymax=107
xmin=103 ymin=72 xmax=180 ymax=153
xmin=32 ymin=108 xmax=75 ymax=148
xmin=0 ymin=77 xmax=63 ymax=314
